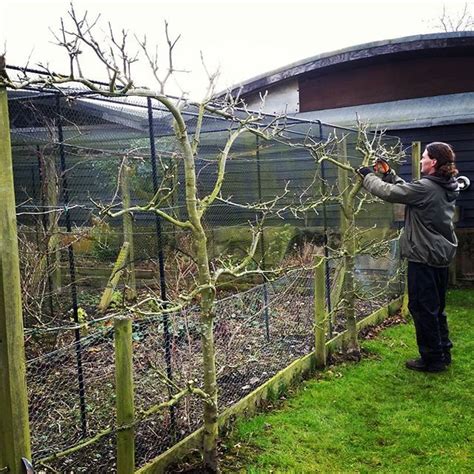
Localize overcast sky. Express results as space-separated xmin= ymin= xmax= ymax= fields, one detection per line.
xmin=1 ymin=0 xmax=472 ymax=98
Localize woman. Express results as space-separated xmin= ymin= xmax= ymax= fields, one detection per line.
xmin=357 ymin=142 xmax=459 ymax=372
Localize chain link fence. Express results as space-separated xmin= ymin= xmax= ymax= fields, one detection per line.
xmin=8 ymin=82 xmax=404 ymax=471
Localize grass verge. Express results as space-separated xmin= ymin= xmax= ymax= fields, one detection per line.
xmin=222 ymin=289 xmax=474 ymax=473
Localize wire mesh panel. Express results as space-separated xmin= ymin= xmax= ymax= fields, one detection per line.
xmin=6 ymin=85 xmax=405 ymax=471
xmin=132 ymin=308 xmax=205 ymax=465
xmin=27 ymin=329 xmax=116 ymax=471
xmin=215 ymin=270 xmax=314 ymax=408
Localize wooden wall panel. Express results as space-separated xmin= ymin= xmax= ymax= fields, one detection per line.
xmin=299 ymin=55 xmax=474 ymax=112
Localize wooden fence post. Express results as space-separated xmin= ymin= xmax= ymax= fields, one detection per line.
xmin=402 ymin=141 xmax=421 ymax=317
xmin=121 ymin=158 xmax=136 ymax=300
xmin=0 ymin=65 xmax=32 ymax=473
xmin=411 ymin=141 xmax=421 ymax=181
xmin=43 ymin=153 xmax=62 ymax=290
xmin=114 ymin=316 xmax=135 ymax=474
xmin=314 ymin=255 xmax=327 ymax=367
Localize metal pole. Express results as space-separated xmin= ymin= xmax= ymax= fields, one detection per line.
xmin=318 ymin=122 xmax=332 ymax=336
xmin=256 ymin=136 xmax=270 ymax=341
xmin=56 ymin=94 xmax=87 ymax=438
xmin=147 ymin=97 xmax=176 ymax=434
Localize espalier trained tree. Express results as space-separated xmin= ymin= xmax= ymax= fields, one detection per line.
xmin=283 ymin=123 xmax=405 ymax=356
xmin=0 ymin=4 xmax=290 ymax=471
xmin=1 ymin=4 xmax=410 ymax=470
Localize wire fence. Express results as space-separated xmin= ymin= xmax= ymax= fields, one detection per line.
xmin=26 ymin=265 xmax=402 ymax=472
xmin=8 ymin=84 xmax=404 ymax=471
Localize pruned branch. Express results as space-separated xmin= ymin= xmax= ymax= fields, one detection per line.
xmin=198 ymin=126 xmax=248 ymax=214
xmin=135 ymin=20 xmax=188 ymax=95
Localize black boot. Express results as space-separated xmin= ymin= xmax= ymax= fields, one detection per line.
xmin=405 ymin=358 xmax=446 ymax=373
xmin=443 ymin=351 xmax=452 ymax=365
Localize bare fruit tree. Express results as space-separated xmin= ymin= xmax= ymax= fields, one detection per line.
xmin=282 ymin=122 xmax=405 ymax=356
xmin=1 ymin=4 xmax=290 ymax=471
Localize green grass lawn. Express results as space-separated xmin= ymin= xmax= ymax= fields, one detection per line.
xmin=222 ymin=289 xmax=474 ymax=473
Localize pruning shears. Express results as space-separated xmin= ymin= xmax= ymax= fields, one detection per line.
xmin=373 ymin=157 xmax=391 ymax=175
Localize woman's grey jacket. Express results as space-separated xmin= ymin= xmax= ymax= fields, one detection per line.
xmin=362 ymin=172 xmax=459 ymax=267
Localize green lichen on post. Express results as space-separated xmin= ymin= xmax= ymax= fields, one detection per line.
xmin=411 ymin=141 xmax=421 ymax=181
xmin=98 ymin=242 xmax=130 ymax=312
xmin=27 ymin=153 xmax=62 ymax=291
xmin=0 ymin=77 xmax=32 ymax=473
xmin=43 ymin=153 xmax=62 ymax=290
xmin=114 ymin=316 xmax=135 ymax=473
xmin=120 ymin=159 xmax=137 ymax=300
xmin=314 ymin=255 xmax=327 ymax=367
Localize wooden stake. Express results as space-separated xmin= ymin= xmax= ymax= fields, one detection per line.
xmin=314 ymin=255 xmax=327 ymax=367
xmin=121 ymin=158 xmax=136 ymax=300
xmin=44 ymin=154 xmax=62 ymax=290
xmin=114 ymin=316 xmax=135 ymax=473
xmin=0 ymin=77 xmax=32 ymax=472
xmin=98 ymin=242 xmax=130 ymax=312
xmin=412 ymin=141 xmax=421 ymax=181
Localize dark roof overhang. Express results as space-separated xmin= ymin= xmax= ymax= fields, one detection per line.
xmin=220 ymin=31 xmax=474 ymax=98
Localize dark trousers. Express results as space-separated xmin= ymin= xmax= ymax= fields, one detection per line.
xmin=407 ymin=261 xmax=452 ymax=364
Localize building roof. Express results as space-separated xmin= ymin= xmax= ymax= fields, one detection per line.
xmin=223 ymin=31 xmax=474 ymax=98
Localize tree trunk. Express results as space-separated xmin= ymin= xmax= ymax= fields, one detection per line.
xmin=200 ymin=311 xmax=218 ymax=470
xmin=343 ymin=225 xmax=359 ymax=357
xmin=173 ymin=108 xmax=219 ymax=469
xmin=337 ymin=139 xmax=360 ymax=357
xmin=194 ymin=228 xmax=219 ymax=471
